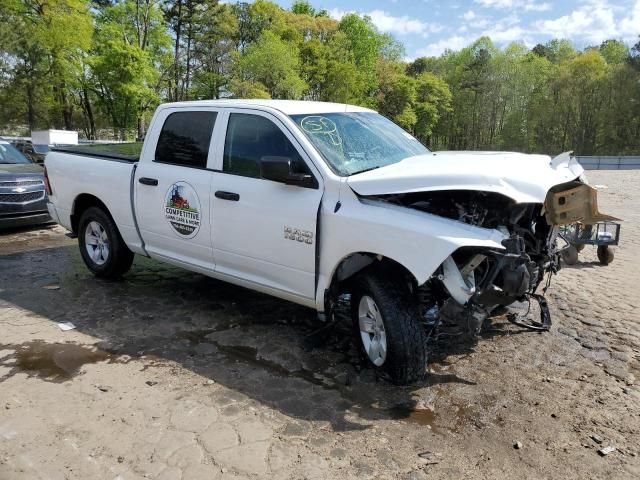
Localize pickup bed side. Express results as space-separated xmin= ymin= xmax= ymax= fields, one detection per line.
xmin=45 ymin=151 xmax=145 ymax=255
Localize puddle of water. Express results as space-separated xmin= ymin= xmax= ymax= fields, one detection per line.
xmin=388 ymin=401 xmax=474 ymax=433
xmin=1 ymin=340 xmax=116 ymax=382
xmin=389 ymin=405 xmax=438 ymax=427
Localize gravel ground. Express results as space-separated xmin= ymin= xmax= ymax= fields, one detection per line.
xmin=0 ymin=170 xmax=638 ymax=480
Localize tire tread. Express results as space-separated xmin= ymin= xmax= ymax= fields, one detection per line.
xmin=352 ymin=273 xmax=428 ymax=385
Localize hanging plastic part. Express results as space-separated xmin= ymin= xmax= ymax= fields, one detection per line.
xmin=507 ymin=293 xmax=552 ymax=331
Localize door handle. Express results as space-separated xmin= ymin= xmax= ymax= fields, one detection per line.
xmin=139 ymin=177 xmax=158 ymax=186
xmin=215 ymin=191 xmax=240 ymax=201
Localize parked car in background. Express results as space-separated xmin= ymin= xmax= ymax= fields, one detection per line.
xmin=0 ymin=138 xmax=51 ymax=228
xmin=12 ymin=140 xmax=50 ymax=164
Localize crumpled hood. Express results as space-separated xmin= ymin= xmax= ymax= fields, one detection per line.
xmin=347 ymin=151 xmax=584 ymax=204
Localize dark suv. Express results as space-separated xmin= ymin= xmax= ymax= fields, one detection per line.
xmin=0 ymin=139 xmax=51 ymax=228
xmin=12 ymin=140 xmax=50 ymax=164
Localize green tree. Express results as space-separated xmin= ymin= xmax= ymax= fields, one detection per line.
xmin=234 ymin=30 xmax=306 ymax=99
xmin=0 ymin=0 xmax=92 ymax=130
xmin=90 ymin=0 xmax=171 ymax=139
xmin=599 ymin=39 xmax=629 ymax=65
xmin=190 ymin=2 xmax=238 ymax=99
xmin=413 ymin=72 xmax=452 ymax=144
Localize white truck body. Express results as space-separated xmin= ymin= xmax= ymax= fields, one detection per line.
xmin=45 ymin=99 xmax=599 ymax=383
xmin=31 ymin=129 xmax=78 ymax=146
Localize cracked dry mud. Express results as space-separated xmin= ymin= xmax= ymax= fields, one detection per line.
xmin=1 ymin=170 xmax=639 ymax=479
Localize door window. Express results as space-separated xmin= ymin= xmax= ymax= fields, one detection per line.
xmin=155 ymin=111 xmax=217 ymax=168
xmin=223 ymin=113 xmax=309 ymax=178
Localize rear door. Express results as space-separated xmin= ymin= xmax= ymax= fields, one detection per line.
xmin=135 ymin=107 xmax=221 ymax=271
xmin=210 ymin=109 xmax=323 ymax=301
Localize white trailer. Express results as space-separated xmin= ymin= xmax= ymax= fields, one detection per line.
xmin=31 ymin=130 xmax=78 ymax=146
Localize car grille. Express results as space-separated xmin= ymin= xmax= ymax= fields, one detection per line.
xmin=0 ymin=180 xmax=43 ymax=187
xmin=0 ymin=191 xmax=45 ymax=203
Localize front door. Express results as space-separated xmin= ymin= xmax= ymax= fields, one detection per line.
xmin=211 ymin=110 xmax=323 ymax=300
xmin=135 ymin=108 xmax=220 ymax=271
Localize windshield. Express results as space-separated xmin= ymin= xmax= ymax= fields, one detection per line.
xmin=33 ymin=144 xmax=50 ymax=154
xmin=290 ymin=112 xmax=429 ymax=176
xmin=0 ymin=142 xmax=30 ymax=164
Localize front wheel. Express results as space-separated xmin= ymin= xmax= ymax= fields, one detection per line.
xmin=78 ymin=206 xmax=134 ymax=279
xmin=351 ymin=274 xmax=428 ymax=385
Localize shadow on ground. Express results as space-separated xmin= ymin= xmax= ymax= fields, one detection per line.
xmin=0 ymin=240 xmax=541 ymax=432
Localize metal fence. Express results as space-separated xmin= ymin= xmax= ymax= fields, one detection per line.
xmin=576 ymin=156 xmax=640 ymax=170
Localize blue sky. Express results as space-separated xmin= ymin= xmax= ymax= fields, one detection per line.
xmin=262 ymin=0 xmax=640 ymax=60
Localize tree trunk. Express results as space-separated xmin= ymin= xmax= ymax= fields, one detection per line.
xmin=137 ymin=116 xmax=145 ymax=141
xmin=173 ymin=0 xmax=183 ymax=101
xmin=60 ymin=87 xmax=73 ymax=130
xmin=26 ymin=83 xmax=35 ymax=131
xmin=82 ymin=86 xmax=96 ymax=140
xmin=184 ymin=22 xmax=193 ymax=99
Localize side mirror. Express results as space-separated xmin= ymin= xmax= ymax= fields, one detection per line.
xmin=260 ymin=156 xmax=316 ymax=188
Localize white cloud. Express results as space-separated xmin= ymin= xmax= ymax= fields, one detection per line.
xmin=368 ymin=10 xmax=431 ymax=35
xmin=474 ymin=0 xmax=552 ymax=11
xmin=418 ymin=11 xmax=531 ymax=56
xmin=328 ymin=8 xmax=350 ymax=21
xmin=336 ymin=0 xmax=640 ymax=60
xmin=329 ymin=8 xmax=444 ymax=37
xmin=533 ymin=0 xmax=620 ymax=44
xmin=416 ymin=35 xmax=472 ymax=57
xmin=524 ymin=2 xmax=552 ymax=12
xmin=620 ymin=0 xmax=640 ymax=40
xmin=474 ymin=0 xmax=516 ymax=7
xmin=462 ymin=10 xmax=477 ymax=21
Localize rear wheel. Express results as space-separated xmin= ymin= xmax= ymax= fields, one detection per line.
xmin=351 ymin=273 xmax=428 ymax=385
xmin=78 ymin=206 xmax=134 ymax=279
xmin=597 ymin=245 xmax=614 ymax=265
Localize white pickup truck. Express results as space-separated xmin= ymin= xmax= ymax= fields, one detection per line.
xmin=46 ymin=99 xmax=612 ymax=384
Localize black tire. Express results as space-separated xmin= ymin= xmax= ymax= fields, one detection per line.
xmin=351 ymin=273 xmax=428 ymax=385
xmin=597 ymin=245 xmax=614 ymax=265
xmin=78 ymin=206 xmax=134 ymax=279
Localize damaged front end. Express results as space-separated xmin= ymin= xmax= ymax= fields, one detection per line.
xmin=368 ymin=179 xmax=615 ymax=335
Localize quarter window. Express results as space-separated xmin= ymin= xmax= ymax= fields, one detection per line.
xmin=223 ymin=113 xmax=308 ymax=178
xmin=155 ymin=111 xmax=217 ymax=168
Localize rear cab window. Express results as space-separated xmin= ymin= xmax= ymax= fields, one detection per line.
xmin=155 ymin=111 xmax=217 ymax=168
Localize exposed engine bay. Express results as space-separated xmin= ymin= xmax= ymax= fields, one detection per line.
xmin=364 ymin=185 xmax=587 ymax=335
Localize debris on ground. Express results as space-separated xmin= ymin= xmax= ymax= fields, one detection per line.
xmin=417 ymin=452 xmax=442 ymax=465
xmin=57 ymin=322 xmax=76 ymax=331
xmin=514 ymin=441 xmax=523 ymax=449
xmin=598 ymin=446 xmax=616 ymax=456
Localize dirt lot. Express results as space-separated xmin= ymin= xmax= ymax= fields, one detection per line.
xmin=1 ymin=170 xmax=639 ymax=480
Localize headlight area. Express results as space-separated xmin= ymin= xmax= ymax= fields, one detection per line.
xmin=418 ymin=236 xmax=556 ymax=336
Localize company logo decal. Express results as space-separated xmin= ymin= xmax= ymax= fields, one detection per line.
xmin=164 ymin=182 xmax=201 ymax=238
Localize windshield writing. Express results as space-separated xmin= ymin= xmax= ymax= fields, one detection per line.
xmin=290 ymin=112 xmax=429 ymax=175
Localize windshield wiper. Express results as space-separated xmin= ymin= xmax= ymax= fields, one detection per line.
xmin=351 ymin=165 xmax=381 ymax=175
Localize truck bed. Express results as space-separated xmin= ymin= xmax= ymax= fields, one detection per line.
xmin=52 ymin=143 xmax=142 ymax=162
xmin=45 ymin=149 xmax=144 ymax=254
